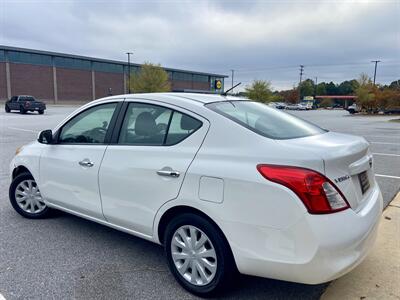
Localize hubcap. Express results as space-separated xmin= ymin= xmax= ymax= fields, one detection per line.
xmin=171 ymin=225 xmax=217 ymax=286
xmin=15 ymin=179 xmax=46 ymax=214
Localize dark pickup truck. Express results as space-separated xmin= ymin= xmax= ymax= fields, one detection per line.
xmin=5 ymin=95 xmax=46 ymax=114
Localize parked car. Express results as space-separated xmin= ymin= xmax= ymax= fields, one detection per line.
xmin=286 ymin=103 xmax=306 ymax=110
xmin=275 ymin=102 xmax=287 ymax=109
xmin=9 ymin=93 xmax=382 ymax=296
xmin=383 ymin=108 xmax=400 ymax=114
xmin=5 ymin=95 xmax=46 ymax=114
xmin=347 ymin=103 xmax=361 ymax=114
xmin=268 ymin=102 xmax=286 ymax=110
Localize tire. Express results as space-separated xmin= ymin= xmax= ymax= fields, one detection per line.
xmin=5 ymin=105 xmax=10 ymax=113
xmin=164 ymin=213 xmax=236 ymax=297
xmin=38 ymin=109 xmax=44 ymax=115
xmin=9 ymin=172 xmax=52 ymax=219
xmin=20 ymin=107 xmax=26 ymax=114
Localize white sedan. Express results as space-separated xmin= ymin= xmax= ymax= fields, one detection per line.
xmin=9 ymin=93 xmax=382 ymax=296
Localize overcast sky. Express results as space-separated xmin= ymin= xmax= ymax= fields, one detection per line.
xmin=0 ymin=0 xmax=399 ymax=90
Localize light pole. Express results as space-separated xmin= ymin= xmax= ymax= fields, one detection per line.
xmin=126 ymin=52 xmax=133 ymax=93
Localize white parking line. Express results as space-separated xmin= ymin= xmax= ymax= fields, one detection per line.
xmin=376 ymin=174 xmax=400 ymax=179
xmin=373 ymin=153 xmax=400 ymax=157
xmin=7 ymin=127 xmax=39 ymax=133
xmin=0 ymin=293 xmax=6 ymax=300
xmin=370 ymin=142 xmax=400 ymax=145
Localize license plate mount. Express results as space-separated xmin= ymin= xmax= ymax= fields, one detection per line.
xmin=358 ymin=171 xmax=370 ymax=194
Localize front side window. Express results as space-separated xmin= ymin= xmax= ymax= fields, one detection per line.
xmin=118 ymin=103 xmax=202 ymax=146
xmin=206 ymin=100 xmax=326 ymax=139
xmin=59 ymin=103 xmax=117 ymax=144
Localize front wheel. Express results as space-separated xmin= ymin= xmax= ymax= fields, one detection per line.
xmin=9 ymin=172 xmax=52 ymax=219
xmin=5 ymin=105 xmax=10 ymax=113
xmin=164 ymin=213 xmax=236 ymax=297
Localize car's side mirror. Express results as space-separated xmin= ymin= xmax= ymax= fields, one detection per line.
xmin=38 ymin=129 xmax=53 ymax=144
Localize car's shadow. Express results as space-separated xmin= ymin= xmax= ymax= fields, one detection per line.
xmin=40 ymin=211 xmax=328 ymax=299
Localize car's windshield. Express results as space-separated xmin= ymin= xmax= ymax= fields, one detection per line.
xmin=19 ymin=96 xmax=35 ymax=101
xmin=206 ymin=100 xmax=327 ymax=140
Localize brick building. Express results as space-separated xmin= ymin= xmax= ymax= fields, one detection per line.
xmin=0 ymin=45 xmax=227 ymax=103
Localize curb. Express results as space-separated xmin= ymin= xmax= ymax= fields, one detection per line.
xmin=321 ymin=193 xmax=400 ymax=299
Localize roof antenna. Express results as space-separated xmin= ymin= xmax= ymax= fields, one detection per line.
xmin=222 ymin=82 xmax=241 ymax=96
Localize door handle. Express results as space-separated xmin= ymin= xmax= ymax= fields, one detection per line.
xmin=157 ymin=168 xmax=180 ymax=178
xmin=79 ymin=159 xmax=94 ymax=167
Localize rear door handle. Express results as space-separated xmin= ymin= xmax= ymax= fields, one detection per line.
xmin=79 ymin=159 xmax=94 ymax=167
xmin=157 ymin=168 xmax=180 ymax=178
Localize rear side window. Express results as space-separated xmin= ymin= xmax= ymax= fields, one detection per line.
xmin=206 ymin=101 xmax=326 ymax=139
xmin=118 ymin=103 xmax=202 ymax=146
xmin=118 ymin=103 xmax=172 ymax=145
xmin=165 ymin=112 xmax=202 ymax=145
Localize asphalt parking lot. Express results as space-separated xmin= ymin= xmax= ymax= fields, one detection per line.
xmin=0 ymin=106 xmax=399 ymax=300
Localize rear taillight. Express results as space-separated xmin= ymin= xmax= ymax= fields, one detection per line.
xmin=257 ymin=164 xmax=349 ymax=214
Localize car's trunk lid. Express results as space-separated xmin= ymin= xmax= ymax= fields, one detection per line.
xmin=277 ymin=132 xmax=374 ymax=211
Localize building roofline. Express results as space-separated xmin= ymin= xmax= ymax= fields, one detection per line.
xmin=0 ymin=45 xmax=228 ymax=78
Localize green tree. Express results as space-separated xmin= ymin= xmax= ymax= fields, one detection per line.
xmin=326 ymin=82 xmax=337 ymax=95
xmin=316 ymin=83 xmax=327 ymax=95
xmin=131 ymin=62 xmax=171 ymax=93
xmin=299 ymin=79 xmax=315 ymax=99
xmin=245 ymin=80 xmax=273 ymax=102
xmin=337 ymin=80 xmax=358 ymax=95
xmin=355 ymin=73 xmax=376 ymax=111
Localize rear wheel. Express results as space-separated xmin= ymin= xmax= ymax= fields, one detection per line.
xmin=164 ymin=213 xmax=236 ymax=297
xmin=5 ymin=105 xmax=10 ymax=113
xmin=9 ymin=172 xmax=52 ymax=219
xmin=38 ymin=109 xmax=44 ymax=115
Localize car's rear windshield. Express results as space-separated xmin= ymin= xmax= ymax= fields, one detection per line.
xmin=206 ymin=100 xmax=326 ymax=140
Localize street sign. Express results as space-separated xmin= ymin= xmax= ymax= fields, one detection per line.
xmin=215 ymin=80 xmax=222 ymax=90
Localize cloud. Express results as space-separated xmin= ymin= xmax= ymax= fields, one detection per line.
xmin=0 ymin=0 xmax=399 ymax=90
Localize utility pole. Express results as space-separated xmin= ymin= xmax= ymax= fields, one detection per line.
xmin=298 ymin=65 xmax=304 ymax=101
xmin=126 ymin=52 xmax=133 ymax=93
xmin=230 ymin=69 xmax=234 ymax=93
xmin=299 ymin=65 xmax=304 ymax=85
xmin=371 ymin=60 xmax=381 ymax=85
xmin=314 ymin=77 xmax=318 ymax=97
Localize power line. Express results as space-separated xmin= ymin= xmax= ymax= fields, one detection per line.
xmin=209 ymin=60 xmax=400 ymax=74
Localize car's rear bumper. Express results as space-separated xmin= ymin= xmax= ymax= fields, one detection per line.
xmin=223 ymin=184 xmax=382 ymax=284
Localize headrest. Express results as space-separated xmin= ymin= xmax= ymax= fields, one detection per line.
xmin=181 ymin=114 xmax=200 ymax=131
xmin=135 ymin=112 xmax=157 ymax=136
